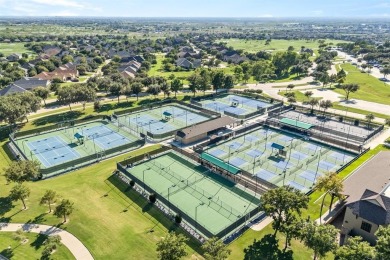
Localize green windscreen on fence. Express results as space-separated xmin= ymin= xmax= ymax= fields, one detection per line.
xmin=280 ymin=118 xmax=314 ymax=130
xmin=201 ymin=152 xmax=241 ymax=175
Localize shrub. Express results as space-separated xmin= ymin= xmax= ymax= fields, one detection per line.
xmin=149 ymin=193 xmax=157 ymax=204
xmin=175 ymin=214 xmax=182 ymax=224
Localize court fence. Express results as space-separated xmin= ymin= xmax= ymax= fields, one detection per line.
xmin=13 ymin=115 xmax=111 ymax=139
xmin=191 ymin=92 xmax=283 ymax=120
xmin=9 ymin=117 xmax=145 ymax=178
xmin=112 ymin=98 xmax=220 ymax=119
xmin=116 ymin=154 xmax=261 ymax=240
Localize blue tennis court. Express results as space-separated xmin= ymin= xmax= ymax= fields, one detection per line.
xmin=225 ymin=141 xmax=243 ymax=150
xmin=255 ymin=169 xmax=277 ymax=181
xmin=229 ymin=157 xmax=247 ymax=167
xmin=287 ymin=181 xmax=306 ymax=191
xmin=291 ymin=151 xmax=308 ymax=160
xmin=81 ymin=125 xmax=131 ymax=150
xmin=318 ymin=161 xmax=336 ymax=171
xmin=299 ymin=170 xmax=318 ymax=182
xmin=244 ymin=135 xmax=259 ymax=142
xmin=246 ymin=149 xmax=263 ymax=158
xmin=209 ymin=149 xmax=226 ymax=157
xmin=27 ymin=136 xmax=80 ymax=168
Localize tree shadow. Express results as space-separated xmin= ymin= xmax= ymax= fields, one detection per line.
xmin=32 ymin=111 xmax=84 ymax=126
xmin=25 ymin=213 xmax=47 ymax=225
xmin=142 ymin=203 xmax=153 ymax=213
xmin=30 ymin=233 xmax=48 ymax=250
xmin=0 ymin=248 xmax=13 ymax=259
xmin=95 ymin=101 xmax=134 ymax=113
xmin=0 ymin=197 xmax=14 ymax=216
xmin=243 ymin=234 xmax=293 ymax=260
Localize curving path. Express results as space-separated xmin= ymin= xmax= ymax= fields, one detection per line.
xmin=0 ymin=222 xmax=94 ymax=260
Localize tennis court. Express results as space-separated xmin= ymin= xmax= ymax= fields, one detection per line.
xmin=123 ymin=151 xmax=260 ymax=237
xmin=14 ymin=121 xmax=141 ymax=172
xmin=116 ymin=104 xmax=211 ymax=137
xmin=197 ymin=94 xmax=274 ymax=118
xmin=204 ymin=127 xmax=356 ymax=193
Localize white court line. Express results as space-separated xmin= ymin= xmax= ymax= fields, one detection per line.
xmin=53 ymin=136 xmax=79 ymax=159
xmin=28 ymin=140 xmax=53 ymax=168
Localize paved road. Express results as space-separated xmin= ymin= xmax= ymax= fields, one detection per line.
xmin=0 ymin=222 xmax=94 ymax=260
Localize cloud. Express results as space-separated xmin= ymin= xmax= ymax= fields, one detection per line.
xmin=31 ymin=0 xmax=84 ymax=8
xmin=49 ymin=10 xmax=78 ymax=16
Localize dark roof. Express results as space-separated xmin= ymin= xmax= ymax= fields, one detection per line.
xmin=176 ymin=116 xmax=236 ymax=139
xmin=347 ymin=189 xmax=390 ymax=225
xmin=271 ymin=143 xmax=285 ymax=150
xmin=0 ymin=77 xmax=49 ymax=96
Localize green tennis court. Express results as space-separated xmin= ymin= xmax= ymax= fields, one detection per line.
xmin=205 ymin=127 xmax=357 ymax=193
xmin=122 ymin=151 xmax=260 ymax=237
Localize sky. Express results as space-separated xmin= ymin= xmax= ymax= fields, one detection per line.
xmin=0 ymin=0 xmax=389 ymax=18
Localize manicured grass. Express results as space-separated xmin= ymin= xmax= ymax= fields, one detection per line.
xmin=148 ymin=54 xmax=193 ymax=82
xmin=0 ymin=43 xmax=34 ymax=56
xmin=219 ymin=39 xmax=350 ymax=53
xmin=0 ymin=145 xmax=203 ymax=259
xmin=332 ymin=102 xmax=389 ymax=119
xmin=332 ymin=64 xmax=390 ymax=105
xmin=0 ymin=232 xmax=75 ymax=260
xmin=278 ymin=90 xmax=323 ymax=103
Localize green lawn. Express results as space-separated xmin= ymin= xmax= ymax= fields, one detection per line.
xmin=332 ymin=102 xmax=389 ymax=119
xmin=332 ymin=64 xmax=390 ymax=105
xmin=219 ymin=39 xmax=350 ymax=53
xmin=0 ymin=232 xmax=74 ymax=260
xmin=0 ymin=43 xmax=34 ymax=56
xmin=278 ymin=90 xmax=323 ymax=103
xmin=0 ymin=145 xmax=203 ymax=260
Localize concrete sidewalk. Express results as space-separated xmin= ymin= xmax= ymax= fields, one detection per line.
xmin=0 ymin=222 xmax=94 ymax=260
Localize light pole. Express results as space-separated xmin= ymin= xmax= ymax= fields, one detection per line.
xmin=142 ymin=167 xmax=151 ymax=194
xmin=92 ymin=133 xmax=98 ymax=154
xmin=195 ymin=202 xmax=205 ymax=233
xmin=168 ymin=184 xmax=176 ymax=216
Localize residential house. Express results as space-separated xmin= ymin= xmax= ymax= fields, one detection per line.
xmin=0 ymin=77 xmax=50 ymax=96
xmin=43 ymin=45 xmax=62 ymax=57
xmin=34 ymin=63 xmax=78 ymax=81
xmin=6 ymin=53 xmax=21 ymax=62
xmin=163 ymin=47 xmax=174 ymax=53
xmin=176 ymin=58 xmax=201 ymax=70
xmin=223 ymin=51 xmax=247 ymax=64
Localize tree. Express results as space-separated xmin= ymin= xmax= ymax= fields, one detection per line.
xmin=336 ymin=69 xmax=347 ymax=85
xmin=40 ymin=190 xmax=57 ymax=213
xmin=340 ymin=83 xmax=359 ymax=100
xmin=170 ymin=79 xmax=183 ymax=97
xmin=376 ymin=225 xmax=390 ymax=259
xmin=308 ymin=98 xmax=319 ymax=113
xmin=57 ymin=85 xmax=76 ymax=110
xmin=54 ymin=199 xmax=74 ymax=223
xmin=385 ymin=117 xmax=390 ymax=126
xmin=41 ymin=235 xmax=62 ymax=259
xmin=259 ymin=186 xmax=309 ymax=236
xmin=187 ymin=73 xmax=201 ymax=97
xmin=75 ymin=84 xmax=96 ymax=110
xmin=211 ymin=71 xmax=225 ymax=93
xmin=4 ymin=160 xmax=41 ymax=183
xmin=223 ymin=75 xmax=234 ymax=90
xmin=13 ymin=229 xmax=27 ymax=244
xmin=147 ymin=84 xmax=161 ymax=98
xmin=365 ymin=113 xmax=375 ymax=129
xmin=109 ymin=82 xmax=123 ymax=103
xmin=10 ymin=184 xmax=30 ymax=209
xmin=301 ymin=221 xmax=338 ymax=260
xmin=380 ymin=67 xmax=390 ymax=78
xmin=201 ymin=237 xmax=231 ymax=260
xmin=336 ymin=236 xmax=375 ymax=260
xmin=314 ymin=172 xmax=344 ymax=222
xmin=287 ymin=84 xmax=295 ymax=92
xmin=319 ymin=100 xmax=333 ymax=116
xmin=304 ymin=91 xmax=313 ymax=100
xmin=233 ymin=66 xmax=243 ymax=82
xmin=198 ymin=69 xmax=212 ymax=94
xmin=160 ymin=82 xmax=171 ymax=98
xmin=131 ymin=82 xmax=143 ymax=101
xmin=33 ymin=86 xmax=50 ymax=106
xmin=156 ymin=232 xmax=188 ymax=260
xmin=20 ymin=91 xmax=41 ymax=122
